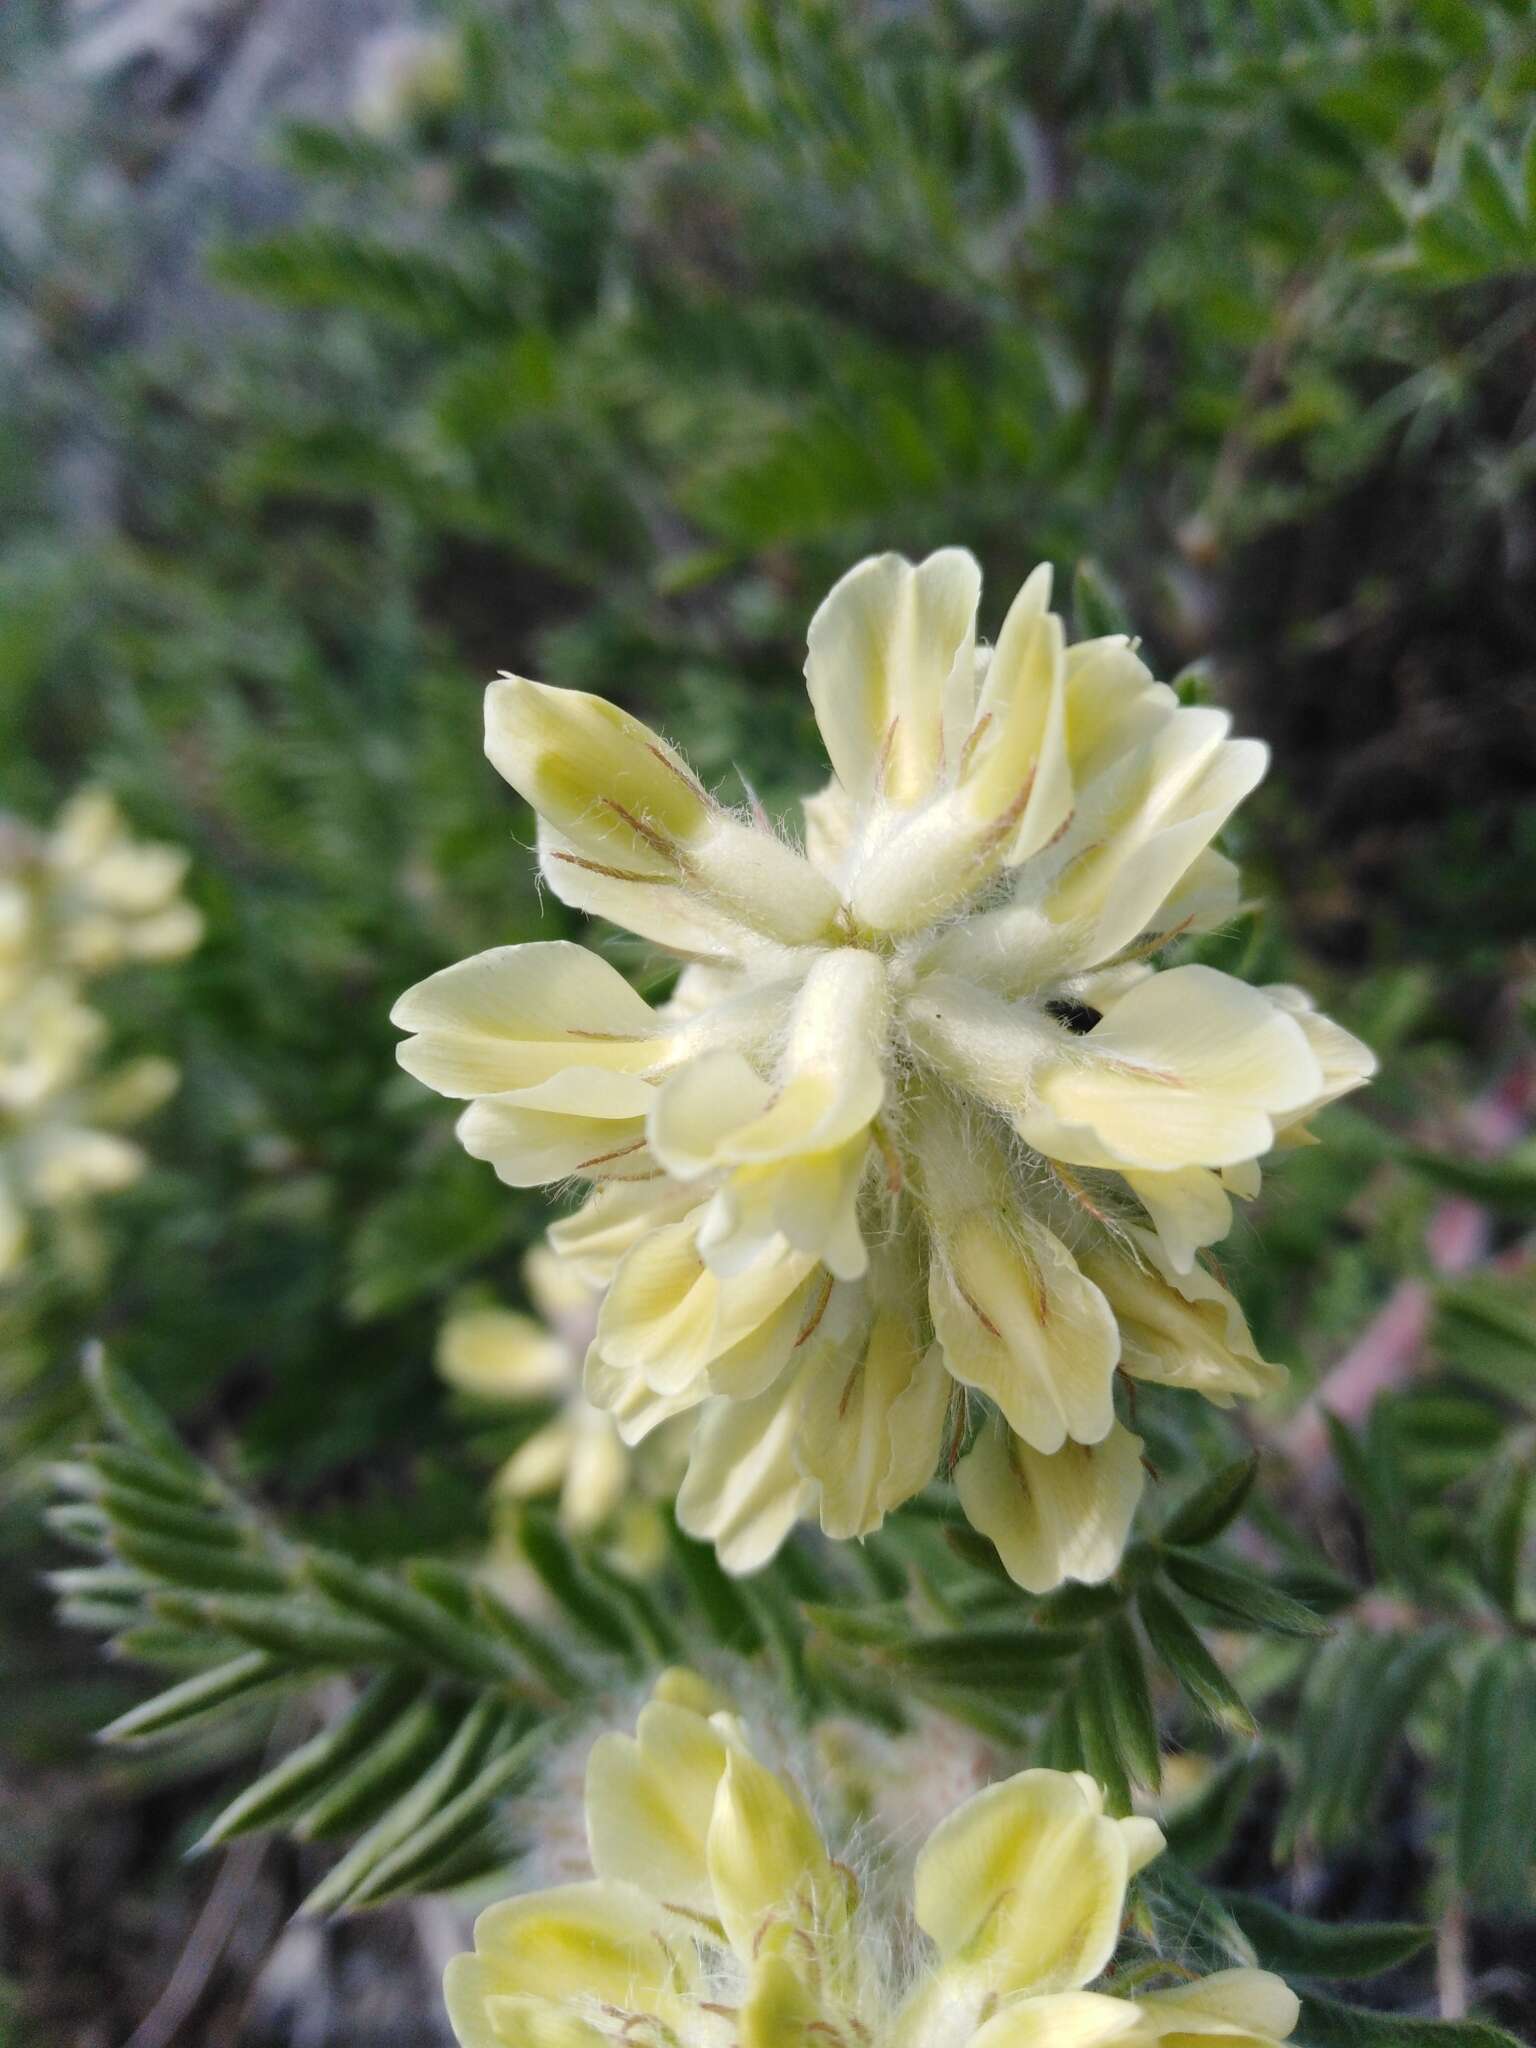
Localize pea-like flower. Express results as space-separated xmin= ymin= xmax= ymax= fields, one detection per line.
xmin=0 ymin=790 xmax=203 ymax=978
xmin=0 ymin=791 xmax=198 ymax=1279
xmin=438 ymin=1247 xmax=685 ymax=1537
xmin=395 ymin=552 xmax=1373 ymax=1587
xmin=444 ymin=1672 xmax=1300 ymax=2048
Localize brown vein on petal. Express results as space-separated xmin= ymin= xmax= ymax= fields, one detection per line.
xmin=1116 ymin=912 xmax=1196 ymax=963
xmin=547 ymin=848 xmax=672 ymax=885
xmin=956 ymin=709 xmax=993 ymax=777
xmin=573 ymin=1137 xmax=648 ymax=1170
xmin=794 ymin=1271 xmax=835 ymax=1347
xmin=600 ymin=797 xmax=683 ymax=866
xmin=1047 ymin=1159 xmax=1111 ymax=1224
xmin=645 ymin=740 xmax=715 ymax=808
xmin=954 ymin=1274 xmax=1002 ymax=1340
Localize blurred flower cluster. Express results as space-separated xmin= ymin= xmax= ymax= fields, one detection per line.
xmin=0 ymin=789 xmax=200 ymax=1279
xmin=438 ymin=1245 xmax=687 ymax=1552
xmin=446 ymin=1668 xmax=1299 ymax=2048
xmin=396 ymin=552 xmax=1374 ymax=1590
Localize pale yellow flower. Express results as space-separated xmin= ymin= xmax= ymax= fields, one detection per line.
xmin=441 ymin=1248 xmax=666 ymax=1536
xmin=0 ymin=790 xmax=203 ymax=979
xmin=0 ymin=975 xmax=178 ymax=1278
xmin=0 ymin=790 xmax=197 ymax=1279
xmin=444 ymin=1676 xmax=1298 ymax=2048
xmin=395 ymin=551 xmax=1373 ymax=1587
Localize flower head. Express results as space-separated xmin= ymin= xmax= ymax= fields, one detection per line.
xmin=0 ymin=791 xmax=197 ymax=1279
xmin=395 ymin=551 xmax=1373 ymax=1587
xmin=0 ymin=789 xmax=202 ymax=979
xmin=444 ymin=1674 xmax=1299 ymax=2048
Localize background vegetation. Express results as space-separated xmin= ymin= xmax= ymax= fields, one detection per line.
xmin=2 ymin=1 xmax=1534 ymax=2043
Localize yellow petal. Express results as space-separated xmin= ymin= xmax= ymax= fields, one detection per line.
xmin=458 ymin=1070 xmax=656 ymax=1187
xmin=598 ymin=1217 xmax=816 ymax=1396
xmin=955 ymin=1416 xmax=1145 ymax=1595
xmin=558 ymin=1408 xmax=631 ymax=1531
xmin=488 ymin=679 xmax=839 ymax=945
xmin=1263 ymin=985 xmax=1376 ymax=1136
xmin=485 ymin=676 xmax=711 ymax=873
xmin=1019 ymin=966 xmax=1324 ymax=1172
xmin=971 ymin=1991 xmax=1149 ymax=2048
xmin=877 ymin=1338 xmax=951 ymax=1513
xmin=1043 ymin=704 xmax=1267 ymax=961
xmin=706 ymin=1741 xmax=841 ymax=1959
xmin=524 ymin=1243 xmax=600 ymax=1327
xmin=585 ymin=1698 xmax=731 ymax=1912
xmin=699 ymin=1134 xmax=873 ymax=1283
xmin=536 ymin=818 xmax=751 ymax=964
xmin=29 ymin=1126 xmax=144 ymax=1200
xmin=480 ymin=1998 xmax=606 ymax=2048
xmin=1120 ymin=1814 xmax=1166 ymax=1877
xmin=1123 ymin=1166 xmax=1234 ymax=1274
xmin=740 ymin=1953 xmax=825 ymax=2048
xmin=497 ymin=1418 xmax=577 ymax=1499
xmin=466 ymin=1878 xmax=692 ymax=2008
xmin=438 ymin=1307 xmax=569 ymax=1399
xmin=547 ymin=1179 xmax=697 ymax=1286
xmin=798 ymin=1297 xmax=933 ymax=1539
xmin=652 ymin=1665 xmax=732 ymax=1715
xmin=393 ymin=941 xmax=665 ymax=1099
xmin=962 ymin=568 xmax=1073 ymax=861
xmin=1135 ymin=1969 xmax=1300 ymax=2044
xmin=675 ymin=1374 xmax=815 ymax=1573
xmin=1082 ymin=1230 xmax=1283 ymax=1407
xmin=805 ymin=548 xmax=981 ymax=806
xmin=912 ymin=1767 xmax=1129 ymax=1994
xmin=930 ymin=1209 xmax=1120 ymax=1454
xmin=584 ymin=1341 xmax=704 ymax=1443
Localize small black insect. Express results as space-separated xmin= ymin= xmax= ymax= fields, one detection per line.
xmin=1045 ymin=997 xmax=1103 ymax=1035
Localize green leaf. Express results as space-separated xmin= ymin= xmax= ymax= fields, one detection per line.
xmin=344 ymin=1718 xmax=552 ymax=1907
xmin=1455 ymin=1640 xmax=1536 ymax=1908
xmin=1434 ymin=1275 xmax=1536 ymax=1406
xmin=1297 ymin=1992 xmax=1523 ymax=2048
xmin=196 ymin=1674 xmax=425 ymax=1848
xmin=1219 ymin=1893 xmax=1431 ymax=1979
xmin=1459 ymin=141 xmax=1526 ymax=249
xmin=1164 ymin=1754 xmax=1259 ymax=1870
xmin=663 ymin=1512 xmax=763 ymax=1653
xmin=1405 ymin=1140 xmax=1536 ymax=1215
xmin=517 ymin=1509 xmax=644 ymax=1662
xmin=1163 ymin=1550 xmax=1331 ymax=1638
xmin=300 ymin=1696 xmax=514 ymax=1914
xmin=167 ymin=1593 xmax=406 ymax=1669
xmin=99 ymin=1652 xmax=285 ymax=1743
xmin=96 ymin=1484 xmax=246 ymax=1552
xmin=1072 ymin=558 xmax=1133 ymax=639
xmin=293 ymin=1694 xmax=456 ymax=1842
xmin=303 ymin=1550 xmax=525 ymax=1686
xmin=1161 ymin=1455 xmax=1260 ymax=1549
xmin=473 ymin=1583 xmax=585 ymax=1698
xmin=1137 ymin=1583 xmax=1257 ymax=1736
xmin=1474 ymin=1457 xmax=1534 ymax=1620
xmin=113 ymin=1528 xmax=289 ymax=1595
xmin=88 ymin=1444 xmax=217 ymax=1508
xmin=1097 ymin=1614 xmax=1162 ymax=1791
xmin=84 ymin=1349 xmax=204 ymax=1481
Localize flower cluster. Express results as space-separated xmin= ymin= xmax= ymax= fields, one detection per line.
xmin=395 ymin=551 xmax=1372 ymax=1588
xmin=445 ymin=1671 xmax=1300 ymax=2048
xmin=438 ymin=1246 xmax=685 ymax=1538
xmin=0 ymin=790 xmax=201 ymax=1276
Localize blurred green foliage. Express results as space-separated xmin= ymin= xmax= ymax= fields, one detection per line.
xmin=1 ymin=0 xmax=1534 ymax=2028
